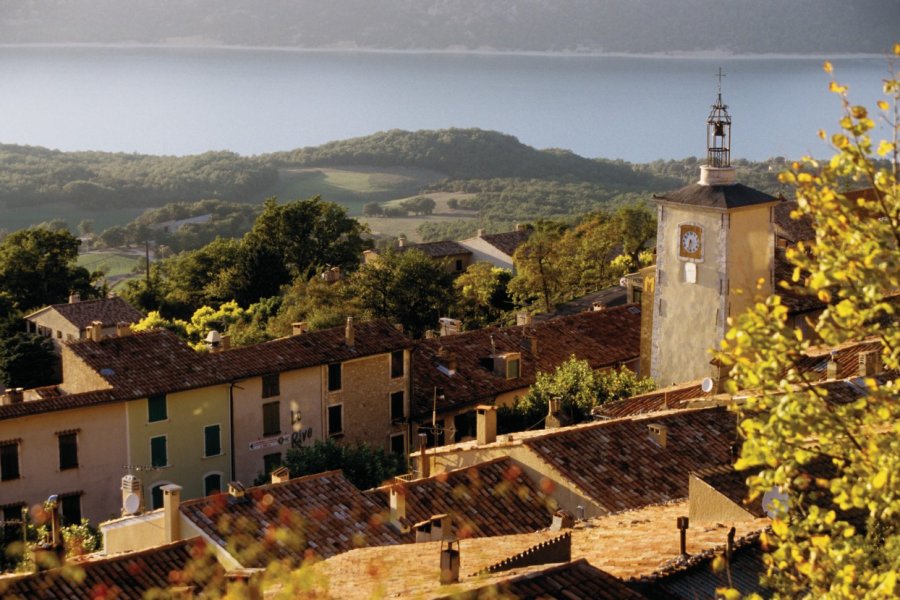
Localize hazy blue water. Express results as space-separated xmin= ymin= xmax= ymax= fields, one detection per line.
xmin=0 ymin=46 xmax=890 ymax=162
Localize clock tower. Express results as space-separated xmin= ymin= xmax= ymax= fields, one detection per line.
xmin=649 ymin=77 xmax=779 ymax=386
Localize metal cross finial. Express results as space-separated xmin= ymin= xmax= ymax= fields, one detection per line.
xmin=716 ymin=67 xmax=726 ymax=96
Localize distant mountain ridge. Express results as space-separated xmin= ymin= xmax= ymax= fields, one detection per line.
xmin=3 ymin=0 xmax=898 ymax=55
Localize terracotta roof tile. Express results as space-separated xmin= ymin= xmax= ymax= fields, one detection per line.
xmin=27 ymin=297 xmax=144 ymax=330
xmin=441 ymin=559 xmax=651 ymax=600
xmin=524 ymin=408 xmax=736 ymax=512
xmin=368 ymin=457 xmax=554 ymax=539
xmin=654 ymin=183 xmax=779 ymax=210
xmin=179 ymin=471 xmax=406 ymax=567
xmin=774 ymin=200 xmax=815 ymax=244
xmin=597 ymin=382 xmax=704 ymax=419
xmin=412 ymin=305 xmax=641 ymax=417
xmin=692 ymin=464 xmax=765 ymax=518
xmin=0 ymin=389 xmax=118 ymax=422
xmin=0 ymin=538 xmax=224 ymax=599
xmin=479 ymin=230 xmax=531 ymax=256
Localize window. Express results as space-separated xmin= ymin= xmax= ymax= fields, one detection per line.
xmin=148 ymin=394 xmax=167 ymax=422
xmin=390 ymin=433 xmax=406 ymax=456
xmin=150 ymin=436 xmax=168 ymax=468
xmin=0 ymin=442 xmax=20 ymax=481
xmin=327 ymin=363 xmax=342 ymax=391
xmin=150 ymin=484 xmax=165 ymax=510
xmin=56 ymin=330 xmax=63 ymax=339
xmin=327 ymin=404 xmax=343 ymax=436
xmin=507 ymin=357 xmax=520 ymax=379
xmin=204 ymin=473 xmax=222 ymax=496
xmin=2 ymin=504 xmax=24 ymax=523
xmin=262 ymin=401 xmax=280 ymax=437
xmin=263 ymin=453 xmax=282 ymax=475
xmin=59 ymin=494 xmax=81 ymax=526
xmin=58 ymin=432 xmax=78 ymax=470
xmin=391 ymin=350 xmax=405 ymax=378
xmin=204 ymin=425 xmax=221 ymax=457
xmin=390 ymin=391 xmax=405 ymax=422
xmin=262 ymin=373 xmax=280 ymax=398
xmin=1 ymin=503 xmax=25 ymax=539
xmin=455 ymin=259 xmax=463 ymax=271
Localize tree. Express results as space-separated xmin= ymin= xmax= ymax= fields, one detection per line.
xmin=265 ymin=278 xmax=362 ymax=336
xmin=400 ymin=196 xmax=436 ymax=216
xmin=718 ymin=54 xmax=900 ymax=598
xmin=0 ymin=228 xmax=98 ymax=311
xmin=508 ymin=222 xmax=568 ymax=312
xmin=283 ymin=439 xmax=406 ymax=490
xmin=500 ymin=356 xmax=654 ymax=431
xmin=363 ymin=201 xmax=383 ymax=217
xmin=77 ymin=219 xmax=94 ymax=237
xmin=0 ymin=333 xmax=58 ymax=388
xmin=452 ymin=262 xmax=513 ymax=329
xmin=351 ymin=249 xmax=455 ymax=338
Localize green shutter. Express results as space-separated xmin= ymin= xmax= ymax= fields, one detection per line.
xmin=148 ymin=394 xmax=167 ymax=422
xmin=204 ymin=425 xmax=221 ymax=457
xmin=150 ymin=436 xmax=167 ymax=467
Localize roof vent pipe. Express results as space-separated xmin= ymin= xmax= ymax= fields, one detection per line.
xmin=345 ymin=317 xmax=354 ymax=348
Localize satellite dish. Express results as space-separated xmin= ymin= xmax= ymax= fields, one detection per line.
xmin=701 ymin=377 xmax=714 ymax=393
xmin=123 ymin=493 xmax=141 ymax=515
xmin=762 ymin=487 xmax=790 ymax=519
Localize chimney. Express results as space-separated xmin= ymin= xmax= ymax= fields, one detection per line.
xmin=68 ymin=293 xmax=80 ymax=304
xmin=345 ymin=317 xmax=354 ymax=348
xmin=205 ymin=330 xmax=222 ymax=352
xmin=270 ymin=466 xmax=290 ymax=484
xmin=90 ymin=320 xmax=103 ymax=342
xmin=516 ymin=223 xmax=526 ymax=232
xmin=476 ymin=405 xmax=497 ymax=445
xmin=220 ymin=334 xmax=231 ymax=350
xmin=648 ymin=424 xmax=668 ymax=448
xmin=3 ymin=388 xmax=24 ymax=405
xmin=826 ymin=352 xmax=839 ymax=379
xmin=162 ymin=484 xmax=182 ymax=543
xmin=430 ymin=514 xmax=451 ymax=541
xmin=529 ymin=335 xmax=538 ymax=357
xmin=414 ymin=519 xmax=432 ymax=543
xmin=677 ymin=516 xmax=690 ymax=557
xmin=418 ymin=433 xmax=430 ymax=479
xmin=545 ymin=397 xmax=562 ymax=429
xmin=225 ymin=569 xmax=265 ymax=600
xmin=292 ymin=322 xmax=309 ymax=336
xmin=397 ymin=235 xmax=407 ymax=248
xmin=516 ymin=311 xmax=532 ymax=326
xmin=440 ymin=540 xmax=461 ymax=584
xmin=858 ymin=349 xmax=881 ymax=377
xmin=228 ymin=481 xmax=246 ymax=499
xmin=425 ymin=330 xmax=435 ymax=340
xmin=477 ymin=228 xmax=485 ymax=237
xmin=389 ymin=484 xmax=406 ymax=528
xmin=116 ymin=322 xmax=131 ymax=337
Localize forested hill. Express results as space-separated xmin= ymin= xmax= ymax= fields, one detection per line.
xmin=0 ymin=130 xmax=677 ymax=211
xmin=4 ymin=0 xmax=897 ymax=55
xmin=271 ymin=129 xmax=649 ymax=185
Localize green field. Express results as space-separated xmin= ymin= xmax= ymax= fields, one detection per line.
xmin=78 ymin=251 xmax=144 ymax=290
xmin=0 ymin=203 xmax=146 ymax=234
xmin=265 ymin=167 xmax=445 ymax=215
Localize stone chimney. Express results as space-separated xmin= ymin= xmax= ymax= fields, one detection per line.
xmin=90 ymin=320 xmax=103 ymax=342
xmin=162 ymin=484 xmax=182 ymax=543
xmin=418 ymin=433 xmax=430 ymax=479
xmin=516 ymin=311 xmax=533 ymax=326
xmin=516 ymin=223 xmax=527 ymax=232
xmin=858 ymin=349 xmax=881 ymax=377
xmin=826 ymin=352 xmax=839 ymax=380
xmin=220 ymin=334 xmax=231 ymax=350
xmin=397 ymin=235 xmax=407 ymax=248
xmin=389 ymin=484 xmax=406 ymax=528
xmin=2 ymin=388 xmax=24 ymax=405
xmin=477 ymin=228 xmax=485 ymax=237
xmin=440 ymin=540 xmax=461 ymax=584
xmin=68 ymin=293 xmax=80 ymax=304
xmin=648 ymin=424 xmax=668 ymax=448
xmin=228 ymin=481 xmax=246 ymax=499
xmin=292 ymin=322 xmax=309 ymax=336
xmin=345 ymin=317 xmax=355 ymax=348
xmin=116 ymin=322 xmax=131 ymax=337
xmin=476 ymin=405 xmax=497 ymax=445
xmin=545 ymin=397 xmax=562 ymax=429
xmin=270 ymin=466 xmax=290 ymax=485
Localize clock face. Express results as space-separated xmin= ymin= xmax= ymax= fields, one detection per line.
xmin=681 ymin=230 xmax=700 ymax=254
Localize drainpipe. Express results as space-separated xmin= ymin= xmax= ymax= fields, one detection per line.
xmin=229 ymin=382 xmax=237 ymax=482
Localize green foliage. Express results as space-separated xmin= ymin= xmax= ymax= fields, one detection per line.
xmin=362 ymin=201 xmax=383 ymax=217
xmin=0 ymin=227 xmax=99 ymax=311
xmin=501 ymin=357 xmax=654 ymax=430
xmin=452 ymin=262 xmax=514 ymax=329
xmin=717 ymin=55 xmax=900 ymax=598
xmin=400 ymin=195 xmax=436 ymax=215
xmin=0 ymin=333 xmax=58 ymax=388
xmin=284 ymin=439 xmax=406 ymax=491
xmin=265 ymin=279 xmax=362 ymax=337
xmin=351 ymin=248 xmax=456 ymax=338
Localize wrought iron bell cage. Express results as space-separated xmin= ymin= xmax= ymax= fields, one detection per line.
xmin=706 ymin=95 xmax=731 ymax=168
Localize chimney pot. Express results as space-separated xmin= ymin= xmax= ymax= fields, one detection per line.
xmin=69 ymin=293 xmax=80 ymax=304
xmin=345 ymin=317 xmax=355 ymax=348
xmin=90 ymin=320 xmax=103 ymax=342
xmin=116 ymin=322 xmax=131 ymax=337
xmin=476 ymin=405 xmax=498 ymax=445
xmin=292 ymin=322 xmax=309 ymax=336
xmin=439 ymin=540 xmax=461 ymax=584
xmin=204 ymin=330 xmax=222 ymax=352
xmin=389 ymin=484 xmax=407 ymax=529
xmin=220 ymin=334 xmax=231 ymax=350
xmin=270 ymin=466 xmax=290 ymax=485
xmin=826 ymin=352 xmax=839 ymax=380
xmin=677 ymin=515 xmax=690 ymax=556
xmin=648 ymin=424 xmax=668 ymax=448
xmin=228 ymin=481 xmax=246 ymax=498
xmin=397 ymin=235 xmax=407 ymax=248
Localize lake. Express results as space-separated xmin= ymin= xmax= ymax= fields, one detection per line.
xmin=0 ymin=46 xmax=890 ymax=163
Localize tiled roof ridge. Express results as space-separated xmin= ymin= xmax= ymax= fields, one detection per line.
xmin=377 ymin=456 xmax=514 ymax=491
xmin=628 ymin=528 xmax=766 ymax=584
xmin=180 ymin=469 xmax=345 ymax=509
xmin=471 ymin=531 xmax=572 ymax=576
xmin=78 ymin=536 xmax=202 ymax=564
xmin=50 ymin=295 xmax=125 ymax=310
xmin=64 ymin=326 xmax=173 ymax=347
xmin=0 ymin=388 xmax=118 ymax=421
